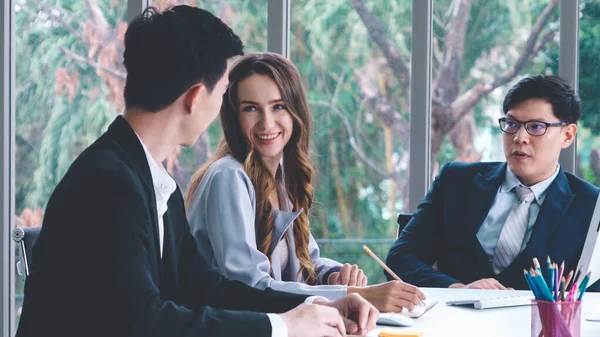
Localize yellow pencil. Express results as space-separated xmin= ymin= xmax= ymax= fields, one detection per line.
xmin=362 ymin=245 xmax=402 ymax=281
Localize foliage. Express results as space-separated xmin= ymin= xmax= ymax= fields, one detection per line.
xmin=579 ymin=1 xmax=600 ymax=135
xmin=13 ymin=0 xmax=600 ymax=287
xmin=16 ymin=0 xmax=125 ymax=211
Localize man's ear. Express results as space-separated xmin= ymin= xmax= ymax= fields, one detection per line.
xmin=183 ymin=84 xmax=204 ymax=114
xmin=561 ymin=123 xmax=578 ymax=149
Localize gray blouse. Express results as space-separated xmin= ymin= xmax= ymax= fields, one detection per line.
xmin=187 ymin=155 xmax=346 ymax=300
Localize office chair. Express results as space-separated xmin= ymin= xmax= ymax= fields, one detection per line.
xmin=12 ymin=226 xmax=41 ymax=277
xmin=396 ymin=213 xmax=413 ymax=238
xmin=396 ymin=213 xmax=438 ymax=270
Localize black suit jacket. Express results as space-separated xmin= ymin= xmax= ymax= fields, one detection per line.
xmin=386 ymin=161 xmax=600 ymax=291
xmin=16 ymin=116 xmax=307 ymax=337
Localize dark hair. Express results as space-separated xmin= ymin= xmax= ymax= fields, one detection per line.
xmin=502 ymin=75 xmax=582 ymax=124
xmin=123 ymin=6 xmax=244 ymax=112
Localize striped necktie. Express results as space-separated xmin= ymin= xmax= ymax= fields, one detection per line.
xmin=492 ymin=185 xmax=535 ymax=274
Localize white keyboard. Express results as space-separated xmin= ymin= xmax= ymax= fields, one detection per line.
xmin=445 ymin=295 xmax=534 ymax=309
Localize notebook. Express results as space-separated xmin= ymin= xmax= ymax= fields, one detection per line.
xmin=402 ymin=299 xmax=438 ymax=318
xmin=445 ymin=295 xmax=534 ymax=309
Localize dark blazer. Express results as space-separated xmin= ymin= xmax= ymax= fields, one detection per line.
xmin=16 ymin=116 xmax=307 ymax=337
xmin=386 ymin=161 xmax=600 ymax=291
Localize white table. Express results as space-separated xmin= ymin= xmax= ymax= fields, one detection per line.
xmin=366 ymin=288 xmax=600 ymax=337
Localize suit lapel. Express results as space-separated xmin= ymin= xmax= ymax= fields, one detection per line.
xmin=160 ymin=206 xmax=177 ymax=290
xmin=523 ymin=169 xmax=574 ymax=254
xmin=105 ymin=116 xmax=162 ymax=268
xmin=268 ymin=210 xmax=302 ymax=257
xmin=465 ymin=163 xmax=506 ymax=268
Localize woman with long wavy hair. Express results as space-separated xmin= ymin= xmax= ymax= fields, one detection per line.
xmin=186 ymin=52 xmax=424 ymax=311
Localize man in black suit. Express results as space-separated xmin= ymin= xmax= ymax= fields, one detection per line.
xmin=386 ymin=75 xmax=600 ymax=291
xmin=16 ymin=6 xmax=378 ymax=337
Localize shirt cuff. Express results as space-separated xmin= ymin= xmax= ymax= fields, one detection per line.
xmin=267 ymin=297 xmax=330 ymax=336
xmin=321 ymin=265 xmax=342 ymax=284
xmin=267 ymin=313 xmax=288 ymax=337
xmin=304 ymin=295 xmax=328 ymax=304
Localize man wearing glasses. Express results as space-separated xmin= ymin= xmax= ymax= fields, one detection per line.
xmin=386 ymin=75 xmax=600 ymax=291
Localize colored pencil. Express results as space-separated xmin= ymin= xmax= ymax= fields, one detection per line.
xmin=570 ymin=266 xmax=583 ymax=291
xmin=533 ymin=270 xmax=555 ymax=302
xmin=578 ymin=272 xmax=591 ymax=301
xmin=564 ymin=270 xmax=574 ymax=291
xmin=524 ymin=269 xmax=539 ymax=298
xmin=558 ymin=261 xmax=565 ymax=286
xmin=549 ymin=265 xmax=555 ymax=300
xmin=546 ymin=256 xmax=552 ymax=285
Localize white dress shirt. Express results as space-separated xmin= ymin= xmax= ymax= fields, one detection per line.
xmin=135 ymin=134 xmax=177 ymax=258
xmin=135 ymin=136 xmax=324 ymax=336
xmin=477 ymin=165 xmax=560 ymax=259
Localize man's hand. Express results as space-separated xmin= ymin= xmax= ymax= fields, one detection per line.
xmin=449 ymin=278 xmax=514 ymax=290
xmin=279 ymin=303 xmax=345 ymax=337
xmin=348 ymin=280 xmax=425 ymax=312
xmin=328 ymin=264 xmax=368 ymax=286
xmin=313 ymin=293 xmax=379 ymax=336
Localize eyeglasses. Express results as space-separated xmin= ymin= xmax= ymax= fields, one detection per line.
xmin=498 ymin=117 xmax=567 ymax=136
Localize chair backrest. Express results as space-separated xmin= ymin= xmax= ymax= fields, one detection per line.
xmin=12 ymin=226 xmax=42 ymax=277
xmin=395 ymin=213 xmax=438 ymax=270
xmin=396 ymin=213 xmax=413 ymax=238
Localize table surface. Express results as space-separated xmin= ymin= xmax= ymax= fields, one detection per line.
xmin=364 ymin=288 xmax=600 ymax=337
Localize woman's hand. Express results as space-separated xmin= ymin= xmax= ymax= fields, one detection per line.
xmin=348 ymin=280 xmax=426 ymax=312
xmin=328 ymin=263 xmax=368 ymax=286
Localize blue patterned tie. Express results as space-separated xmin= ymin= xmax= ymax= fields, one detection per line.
xmin=492 ymin=186 xmax=535 ymax=274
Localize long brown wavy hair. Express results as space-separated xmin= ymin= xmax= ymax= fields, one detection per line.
xmin=186 ymin=52 xmax=317 ymax=284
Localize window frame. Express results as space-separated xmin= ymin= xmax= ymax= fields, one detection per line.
xmin=0 ymin=0 xmax=584 ymax=335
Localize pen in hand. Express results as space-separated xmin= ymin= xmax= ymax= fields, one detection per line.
xmin=362 ymin=245 xmax=426 ymax=308
xmin=362 ymin=245 xmax=402 ymax=281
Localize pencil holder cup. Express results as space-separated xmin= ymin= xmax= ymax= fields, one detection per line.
xmin=531 ymin=300 xmax=582 ymax=337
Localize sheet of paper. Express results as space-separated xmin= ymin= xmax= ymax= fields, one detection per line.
xmin=400 ymin=299 xmax=438 ymax=318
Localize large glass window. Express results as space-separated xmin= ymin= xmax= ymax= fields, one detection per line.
xmin=291 ymin=1 xmax=412 ymax=283
xmin=431 ymin=0 xmax=559 ymax=177
xmin=578 ymin=0 xmax=600 ymax=185
xmin=13 ymin=0 xmax=267 ymax=325
xmin=14 ymin=0 xmax=129 ymax=322
xmin=152 ymin=0 xmax=267 ymax=190
xmin=155 ymin=0 xmax=266 ymax=52
xmin=8 ymin=0 xmax=596 ymax=325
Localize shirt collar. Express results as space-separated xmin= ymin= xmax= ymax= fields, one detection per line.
xmin=500 ymin=164 xmax=560 ymax=204
xmin=134 ymin=133 xmax=177 ymax=201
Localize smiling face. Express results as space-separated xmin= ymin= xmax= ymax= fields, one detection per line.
xmin=237 ymin=74 xmax=294 ymax=167
xmin=502 ymin=98 xmax=577 ymax=186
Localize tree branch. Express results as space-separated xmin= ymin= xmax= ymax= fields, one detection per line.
xmin=60 ymin=46 xmax=127 ymax=81
xmin=532 ymin=26 xmax=558 ymax=57
xmin=312 ymin=100 xmax=396 ymax=178
xmin=349 ymin=0 xmax=410 ymax=91
xmin=85 ymin=0 xmax=111 ymax=34
xmin=32 ymin=0 xmax=87 ymax=45
xmin=432 ymin=0 xmax=472 ymax=105
xmin=16 ymin=81 xmax=34 ymax=96
xmin=317 ymin=71 xmax=395 ymax=177
xmin=353 ymin=67 xmax=410 ymax=143
xmin=448 ymin=0 xmax=559 ymax=134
